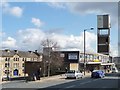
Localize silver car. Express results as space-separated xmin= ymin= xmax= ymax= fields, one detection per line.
xmin=65 ymin=70 xmax=83 ymax=79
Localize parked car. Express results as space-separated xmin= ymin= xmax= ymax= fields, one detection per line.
xmin=65 ymin=70 xmax=83 ymax=79
xmin=112 ymin=68 xmax=118 ymax=73
xmin=91 ymin=70 xmax=105 ymax=78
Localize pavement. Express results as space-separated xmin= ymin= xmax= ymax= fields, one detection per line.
xmin=0 ymin=72 xmax=91 ymax=84
xmin=26 ymin=72 xmax=91 ymax=83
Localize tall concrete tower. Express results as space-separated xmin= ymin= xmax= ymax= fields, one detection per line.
xmin=97 ymin=14 xmax=111 ymax=55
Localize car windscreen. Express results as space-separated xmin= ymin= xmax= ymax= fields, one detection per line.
xmin=112 ymin=68 xmax=115 ymax=70
xmin=67 ymin=70 xmax=75 ymax=73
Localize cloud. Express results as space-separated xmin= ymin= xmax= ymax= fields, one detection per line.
xmin=69 ymin=2 xmax=118 ymax=25
xmin=2 ymin=37 xmax=18 ymax=49
xmin=110 ymin=45 xmax=118 ymax=57
xmin=2 ymin=27 xmax=118 ymax=56
xmin=47 ymin=2 xmax=66 ymax=9
xmin=9 ymin=6 xmax=23 ymax=17
xmin=17 ymin=28 xmax=96 ymax=52
xmin=47 ymin=2 xmax=118 ymax=26
xmin=34 ymin=0 xmax=119 ymax=2
xmin=2 ymin=2 xmax=23 ymax=17
xmin=31 ymin=18 xmax=44 ymax=27
xmin=42 ymin=30 xmax=97 ymax=53
xmin=17 ymin=28 xmax=46 ymax=50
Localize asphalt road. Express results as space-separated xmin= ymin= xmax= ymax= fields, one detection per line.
xmin=44 ymin=73 xmax=119 ymax=89
xmin=1 ymin=73 xmax=120 ymax=90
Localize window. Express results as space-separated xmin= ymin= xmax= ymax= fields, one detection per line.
xmin=14 ymin=63 xmax=19 ymax=68
xmin=17 ymin=58 xmax=19 ymax=61
xmin=14 ymin=63 xmax=16 ymax=68
xmin=5 ymin=70 xmax=9 ymax=74
xmin=22 ymin=63 xmax=24 ymax=67
xmin=5 ymin=63 xmax=7 ymax=67
xmin=60 ymin=53 xmax=65 ymax=57
xmin=80 ymin=55 xmax=82 ymax=58
xmin=68 ymin=53 xmax=78 ymax=60
xmin=22 ymin=58 xmax=24 ymax=61
xmin=22 ymin=69 xmax=24 ymax=73
xmin=90 ymin=55 xmax=93 ymax=60
xmin=17 ymin=63 xmax=19 ymax=67
xmin=5 ymin=63 xmax=9 ymax=67
xmin=8 ymin=58 xmax=10 ymax=61
xmin=99 ymin=29 xmax=109 ymax=35
xmin=5 ymin=58 xmax=10 ymax=61
xmin=5 ymin=58 xmax=7 ymax=61
xmin=13 ymin=58 xmax=15 ymax=61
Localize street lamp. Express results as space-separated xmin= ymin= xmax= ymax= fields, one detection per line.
xmin=83 ymin=28 xmax=94 ymax=76
xmin=7 ymin=58 xmax=9 ymax=81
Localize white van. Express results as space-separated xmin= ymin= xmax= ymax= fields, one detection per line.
xmin=112 ymin=67 xmax=118 ymax=73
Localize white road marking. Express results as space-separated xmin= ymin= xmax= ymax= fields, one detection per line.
xmin=103 ymin=77 xmax=119 ymax=79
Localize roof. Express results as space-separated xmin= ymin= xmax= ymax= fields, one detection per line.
xmin=0 ymin=50 xmax=40 ymax=58
xmin=0 ymin=50 xmax=15 ymax=57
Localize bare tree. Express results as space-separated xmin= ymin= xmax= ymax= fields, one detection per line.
xmin=41 ymin=38 xmax=63 ymax=76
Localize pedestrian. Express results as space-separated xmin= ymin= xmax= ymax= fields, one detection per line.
xmin=37 ymin=68 xmax=41 ymax=80
xmin=65 ymin=67 xmax=68 ymax=73
xmin=108 ymin=69 xmax=110 ymax=73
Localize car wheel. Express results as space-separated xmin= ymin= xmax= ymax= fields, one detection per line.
xmin=76 ymin=76 xmax=79 ymax=79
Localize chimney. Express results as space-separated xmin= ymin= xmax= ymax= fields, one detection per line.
xmin=14 ymin=50 xmax=18 ymax=53
xmin=35 ymin=50 xmax=38 ymax=53
xmin=28 ymin=51 xmax=32 ymax=53
xmin=5 ymin=49 xmax=10 ymax=53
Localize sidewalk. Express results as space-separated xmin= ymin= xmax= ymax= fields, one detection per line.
xmin=0 ymin=74 xmax=63 ymax=84
xmin=31 ymin=72 xmax=91 ymax=83
xmin=1 ymin=73 xmax=91 ymax=84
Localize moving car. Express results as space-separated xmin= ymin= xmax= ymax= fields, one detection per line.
xmin=112 ymin=67 xmax=118 ymax=73
xmin=91 ymin=70 xmax=105 ymax=78
xmin=65 ymin=70 xmax=83 ymax=79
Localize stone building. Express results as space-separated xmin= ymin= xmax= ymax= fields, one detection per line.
xmin=0 ymin=49 xmax=42 ymax=81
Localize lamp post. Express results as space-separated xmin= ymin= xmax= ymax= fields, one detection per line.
xmin=83 ymin=28 xmax=94 ymax=76
xmin=7 ymin=58 xmax=9 ymax=81
xmin=7 ymin=52 xmax=10 ymax=81
xmin=48 ymin=53 xmax=51 ymax=77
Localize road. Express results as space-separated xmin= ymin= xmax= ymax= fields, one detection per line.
xmin=44 ymin=73 xmax=119 ymax=89
xmin=1 ymin=73 xmax=120 ymax=90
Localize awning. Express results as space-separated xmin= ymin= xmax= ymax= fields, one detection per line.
xmin=101 ymin=63 xmax=115 ymax=65
xmin=87 ymin=62 xmax=102 ymax=64
xmin=93 ymin=59 xmax=100 ymax=62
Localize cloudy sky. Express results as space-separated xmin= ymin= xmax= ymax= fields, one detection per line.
xmin=1 ymin=0 xmax=119 ymax=57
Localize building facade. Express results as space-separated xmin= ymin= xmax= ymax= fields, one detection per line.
xmin=0 ymin=49 xmax=42 ymax=81
xmin=113 ymin=57 xmax=120 ymax=70
xmin=60 ymin=51 xmax=114 ymax=73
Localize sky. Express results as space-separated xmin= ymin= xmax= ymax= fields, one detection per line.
xmin=0 ymin=0 xmax=119 ymax=57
